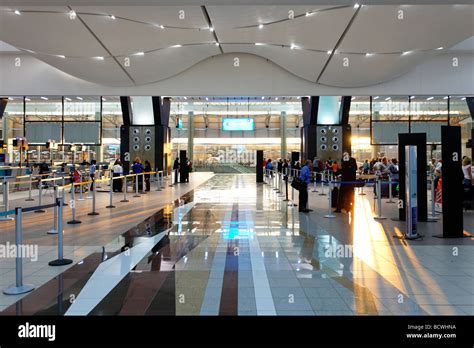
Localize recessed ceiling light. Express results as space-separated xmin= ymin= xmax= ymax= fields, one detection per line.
xmin=41 ymin=97 xmax=48 ymax=100
xmin=102 ymin=97 xmax=106 ymax=101
xmin=206 ymin=97 xmax=209 ymax=101
xmin=76 ymin=97 xmax=83 ymax=100
xmin=261 ymin=96 xmax=265 ymax=100
xmin=183 ymin=97 xmax=187 ymax=100
xmin=8 ymin=97 xmax=13 ymax=101
xmin=410 ymin=96 xmax=415 ymax=99
xmin=402 ymin=51 xmax=411 ymax=55
xmin=436 ymin=47 xmax=444 ymax=50
xmin=365 ymin=53 xmax=373 ymax=57
xmin=327 ymin=50 xmax=332 ymax=55
xmin=209 ymin=27 xmax=214 ymax=32
xmin=351 ymin=97 xmax=356 ymax=100
xmin=65 ymin=97 xmax=72 ymax=101
xmin=354 ymin=3 xmax=360 ymax=9
xmin=134 ymin=52 xmax=145 ymax=56
xmin=258 ymin=24 xmax=264 ymax=29
xmin=69 ymin=10 xmax=76 ymax=19
xmin=290 ymin=44 xmax=297 ymax=50
xmin=215 ymin=42 xmax=220 ymax=46
xmin=305 ymin=12 xmax=311 ymax=17
xmin=275 ymin=97 xmax=279 ymax=101
xmin=171 ymin=44 xmax=182 ymax=48
xmin=255 ymin=43 xmax=264 ymax=46
xmin=297 ymin=96 xmax=301 ymax=99
xmin=443 ymin=96 xmax=448 ymax=99
xmin=94 ymin=56 xmax=104 ymax=60
xmin=160 ymin=25 xmax=164 ymax=29
xmin=14 ymin=10 xmax=21 ymax=15
xmin=25 ymin=98 xmax=31 ymax=101
xmin=461 ymin=97 xmax=466 ymax=100
xmin=56 ymin=55 xmax=66 ymax=59
xmin=426 ymin=97 xmax=434 ymax=101
xmin=385 ymin=97 xmax=391 ymax=101
xmin=373 ymin=96 xmax=379 ymax=100
xmin=110 ymin=15 xmax=116 ymax=20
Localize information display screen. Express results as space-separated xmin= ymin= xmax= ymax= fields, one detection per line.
xmin=222 ymin=118 xmax=254 ymax=131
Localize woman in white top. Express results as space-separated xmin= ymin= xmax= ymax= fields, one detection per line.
xmin=112 ymin=159 xmax=123 ymax=192
xmin=462 ymin=157 xmax=472 ymax=186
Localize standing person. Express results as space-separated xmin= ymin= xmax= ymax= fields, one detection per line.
xmin=266 ymin=158 xmax=273 ymax=178
xmin=362 ymin=160 xmax=370 ymax=174
xmin=299 ymin=160 xmax=312 ymax=213
xmin=282 ymin=159 xmax=289 ymax=181
xmin=144 ymin=160 xmax=152 ymax=191
xmin=313 ymin=157 xmax=318 ymax=172
xmin=173 ymin=158 xmax=180 ymax=184
xmin=387 ymin=158 xmax=399 ymax=197
xmin=89 ymin=159 xmax=97 ymax=191
xmin=184 ymin=158 xmax=190 ymax=183
xmin=462 ymin=157 xmax=472 ymax=186
xmin=112 ymin=159 xmax=123 ymax=192
xmin=277 ymin=159 xmax=283 ymax=174
xmin=132 ymin=157 xmax=144 ymax=191
xmin=263 ymin=158 xmax=267 ymax=169
xmin=335 ymin=152 xmax=357 ymax=213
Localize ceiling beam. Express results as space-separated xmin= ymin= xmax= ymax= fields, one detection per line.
xmin=201 ymin=5 xmax=224 ymax=54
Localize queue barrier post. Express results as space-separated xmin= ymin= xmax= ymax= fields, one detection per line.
xmin=134 ymin=174 xmax=140 ymax=197
xmin=3 ymin=207 xmax=35 ymax=295
xmin=106 ymin=173 xmax=116 ymax=208
xmin=49 ymin=198 xmax=73 ymax=266
xmin=87 ymin=184 xmax=99 ymax=216
xmin=142 ymin=173 xmax=147 ymax=194
xmin=324 ymin=182 xmax=336 ymax=218
xmin=47 ymin=186 xmax=59 ymax=234
xmin=283 ymin=174 xmax=290 ymax=202
xmin=0 ymin=180 xmax=14 ymax=221
xmin=374 ymin=178 xmax=387 ymax=220
xmin=34 ymin=182 xmax=46 ymax=213
xmin=156 ymin=171 xmax=162 ymax=191
xmin=68 ymin=183 xmax=82 ymax=224
xmin=319 ymin=172 xmax=327 ymax=196
xmin=25 ymin=174 xmax=34 ymax=202
xmin=387 ymin=174 xmax=395 ymax=203
xmin=121 ymin=176 xmax=129 ymax=203
xmin=429 ymin=177 xmax=440 ymax=220
xmin=288 ymin=177 xmax=296 ymax=207
xmin=312 ymin=173 xmax=318 ymax=192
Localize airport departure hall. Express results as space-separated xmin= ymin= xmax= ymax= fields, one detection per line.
xmin=0 ymin=0 xmax=473 ymax=346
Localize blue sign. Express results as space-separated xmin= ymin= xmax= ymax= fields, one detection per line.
xmin=222 ymin=118 xmax=254 ymax=131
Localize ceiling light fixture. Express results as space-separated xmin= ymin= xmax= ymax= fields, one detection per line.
xmin=351 ymin=97 xmax=356 ymax=100
xmin=410 ymin=96 xmax=415 ymax=100
xmin=290 ymin=44 xmax=297 ymax=50
xmin=305 ymin=12 xmax=311 ymax=16
xmin=443 ymin=96 xmax=449 ymax=99
xmin=373 ymin=96 xmax=379 ymax=100
xmin=426 ymin=97 xmax=434 ymax=101
xmin=14 ymin=10 xmax=21 ymax=15
xmin=258 ymin=24 xmax=264 ymax=29
xmin=354 ymin=3 xmax=360 ymax=9
xmin=8 ymin=97 xmax=13 ymax=100
xmin=461 ymin=97 xmax=466 ymax=100
xmin=102 ymin=97 xmax=106 ymax=101
xmin=160 ymin=25 xmax=164 ymax=29
xmin=41 ymin=97 xmax=48 ymax=100
xmin=94 ymin=56 xmax=104 ymax=60
xmin=261 ymin=96 xmax=265 ymax=100
xmin=110 ymin=15 xmax=116 ymax=20
xmin=215 ymin=42 xmax=220 ymax=46
xmin=134 ymin=52 xmax=145 ymax=56
xmin=76 ymin=97 xmax=83 ymax=100
xmin=206 ymin=97 xmax=209 ymax=101
xmin=275 ymin=97 xmax=279 ymax=101
xmin=209 ymin=27 xmax=214 ymax=32
xmin=365 ymin=53 xmax=373 ymax=57
xmin=69 ymin=10 xmax=76 ymax=19
xmin=385 ymin=97 xmax=391 ymax=101
xmin=171 ymin=44 xmax=182 ymax=48
xmin=56 ymin=55 xmax=66 ymax=59
xmin=25 ymin=98 xmax=31 ymax=101
xmin=436 ymin=47 xmax=444 ymax=50
xmin=65 ymin=97 xmax=72 ymax=101
xmin=255 ymin=43 xmax=264 ymax=46
xmin=402 ymin=51 xmax=411 ymax=56
xmin=183 ymin=97 xmax=187 ymax=100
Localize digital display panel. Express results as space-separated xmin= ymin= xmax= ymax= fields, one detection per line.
xmin=222 ymin=118 xmax=254 ymax=131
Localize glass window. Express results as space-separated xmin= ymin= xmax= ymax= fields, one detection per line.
xmin=410 ymin=95 xmax=448 ymax=121
xmin=372 ymin=96 xmax=410 ymax=121
xmin=25 ymin=96 xmax=62 ymax=121
xmin=349 ymin=97 xmax=372 ymax=161
xmin=3 ymin=96 xmax=24 ymax=140
xmin=64 ymin=96 xmax=100 ymax=121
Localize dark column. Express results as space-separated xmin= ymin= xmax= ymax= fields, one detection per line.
xmin=467 ymin=97 xmax=474 ymax=159
xmin=256 ymin=150 xmax=263 ymax=183
xmin=440 ymin=126 xmax=464 ymax=237
xmin=300 ymin=96 xmax=319 ymax=161
xmin=398 ymin=133 xmax=427 ymax=221
xmin=152 ymin=97 xmax=171 ymax=172
xmin=120 ymin=97 xmax=132 ymax=126
xmin=120 ymin=125 xmax=130 ymax=173
xmin=291 ymin=152 xmax=300 ymax=164
xmin=179 ymin=150 xmax=187 ymax=183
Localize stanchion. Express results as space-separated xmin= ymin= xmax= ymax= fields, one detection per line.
xmin=156 ymin=171 xmax=162 ymax=191
xmin=387 ymin=175 xmax=395 ymax=203
xmin=0 ymin=181 xmax=14 ymax=221
xmin=161 ymin=171 xmax=165 ymax=189
xmin=47 ymin=187 xmax=59 ymax=234
xmin=25 ymin=174 xmax=34 ymax=201
xmin=142 ymin=173 xmax=147 ymax=194
xmin=359 ymin=183 xmax=366 ymax=196
xmin=78 ymin=173 xmax=85 ymax=201
xmin=312 ymin=173 xmax=318 ymax=192
xmin=374 ymin=179 xmax=387 ymax=220
xmin=106 ymin=175 xmax=116 ymax=208
xmin=283 ymin=175 xmax=290 ymax=202
xmin=49 ymin=198 xmax=73 ymax=266
xmin=68 ymin=184 xmax=82 ymax=224
xmin=319 ymin=172 xmax=327 ymax=196
xmin=134 ymin=174 xmax=141 ymax=197
xmin=88 ymin=185 xmax=99 ymax=216
xmin=428 ymin=177 xmax=440 ymax=220
xmin=288 ymin=179 xmax=297 ymax=207
xmin=324 ymin=182 xmax=336 ymax=218
xmin=121 ymin=176 xmax=129 ymax=203
xmin=3 ymin=207 xmax=35 ymax=295
xmin=34 ymin=182 xmax=46 ymax=213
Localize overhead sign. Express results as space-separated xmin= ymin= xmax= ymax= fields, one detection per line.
xmin=222 ymin=118 xmax=254 ymax=131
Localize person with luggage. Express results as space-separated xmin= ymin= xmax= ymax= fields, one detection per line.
xmin=298 ymin=160 xmax=313 ymax=213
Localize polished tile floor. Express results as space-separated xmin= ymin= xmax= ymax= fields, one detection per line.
xmin=1 ymin=174 xmax=473 ymax=315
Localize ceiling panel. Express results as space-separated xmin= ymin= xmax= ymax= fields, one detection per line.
xmin=339 ymin=5 xmax=474 ymax=53
xmin=319 ymin=51 xmax=438 ymax=87
xmin=79 ymin=13 xmax=215 ymax=56
xmin=212 ymin=6 xmax=355 ymax=50
xmin=35 ymin=54 xmax=134 ymax=86
xmin=125 ymin=44 xmax=221 ymax=84
xmin=0 ymin=7 xmax=108 ymax=56
xmin=221 ymin=43 xmax=327 ymax=82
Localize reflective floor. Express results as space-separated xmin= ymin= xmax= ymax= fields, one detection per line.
xmin=2 ymin=174 xmax=473 ymax=316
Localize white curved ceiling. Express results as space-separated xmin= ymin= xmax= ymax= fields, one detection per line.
xmin=0 ymin=3 xmax=472 ymax=88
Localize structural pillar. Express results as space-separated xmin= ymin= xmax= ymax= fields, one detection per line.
xmin=280 ymin=111 xmax=287 ymax=160
xmin=187 ymin=111 xmax=194 ymax=163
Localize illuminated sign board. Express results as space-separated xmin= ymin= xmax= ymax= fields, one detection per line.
xmin=222 ymin=118 xmax=254 ymax=131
